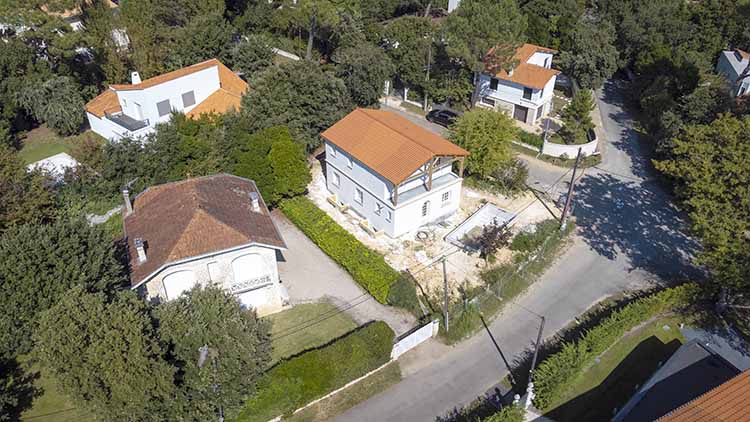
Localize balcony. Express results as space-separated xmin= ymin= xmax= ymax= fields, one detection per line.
xmin=397 ymin=172 xmax=461 ymax=205
xmin=105 ymin=111 xmax=149 ymax=132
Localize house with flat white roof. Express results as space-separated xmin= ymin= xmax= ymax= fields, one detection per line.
xmin=322 ymin=109 xmax=469 ymax=238
xmin=85 ymin=59 xmax=247 ymax=141
xmin=716 ymin=49 xmax=750 ymax=97
xmin=474 ymin=43 xmax=560 ymax=125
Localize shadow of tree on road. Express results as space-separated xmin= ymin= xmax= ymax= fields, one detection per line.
xmin=572 ymin=172 xmax=703 ymax=282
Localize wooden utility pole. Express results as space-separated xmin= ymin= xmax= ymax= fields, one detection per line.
xmin=442 ymin=257 xmax=449 ymax=333
xmin=560 ymin=147 xmax=583 ymax=231
xmin=525 ymin=316 xmax=546 ymax=410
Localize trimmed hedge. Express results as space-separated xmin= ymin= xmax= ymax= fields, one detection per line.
xmin=238 ymin=321 xmax=394 ymax=421
xmin=532 ymin=283 xmax=701 ymax=410
xmin=517 ymin=130 xmax=543 ymax=149
xmin=280 ymin=197 xmax=400 ymax=303
xmin=482 ymin=405 xmax=524 ymax=422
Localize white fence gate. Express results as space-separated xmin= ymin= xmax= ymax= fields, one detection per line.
xmin=391 ymin=319 xmax=440 ymax=360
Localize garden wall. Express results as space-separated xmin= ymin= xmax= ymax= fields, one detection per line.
xmin=541 ymin=138 xmax=598 ymax=158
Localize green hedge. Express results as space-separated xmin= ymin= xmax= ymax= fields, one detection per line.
xmin=280 ymin=197 xmax=400 ymax=303
xmin=532 ymin=283 xmax=701 ymax=410
xmin=387 ymin=272 xmax=422 ymax=317
xmin=238 ymin=321 xmax=394 ymax=421
xmin=518 ymin=130 xmax=543 ymax=149
xmin=482 ymin=405 xmax=524 ymax=422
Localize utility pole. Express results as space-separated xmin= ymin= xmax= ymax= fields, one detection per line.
xmin=442 ymin=257 xmax=449 ymax=333
xmin=424 ymin=35 xmax=432 ymax=111
xmin=560 ymin=147 xmax=583 ymax=231
xmin=525 ymin=316 xmax=546 ymax=410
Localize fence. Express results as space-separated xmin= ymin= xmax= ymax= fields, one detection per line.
xmin=391 ymin=319 xmax=440 ymax=359
xmin=541 ymin=138 xmax=598 ymax=158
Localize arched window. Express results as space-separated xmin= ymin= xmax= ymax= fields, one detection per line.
xmin=232 ymin=254 xmax=269 ymax=286
xmin=163 ymin=270 xmax=197 ymax=300
xmin=422 ymin=200 xmax=430 ymax=217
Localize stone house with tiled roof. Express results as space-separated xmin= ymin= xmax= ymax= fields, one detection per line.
xmin=85 ymin=59 xmax=247 ymax=141
xmin=474 ymin=43 xmax=560 ymax=125
xmin=322 ymin=109 xmax=469 ymax=238
xmin=123 ymin=174 xmax=287 ymax=316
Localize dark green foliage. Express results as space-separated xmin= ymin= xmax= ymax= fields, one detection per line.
xmin=491 ymin=159 xmax=529 ymax=195
xmin=509 ymin=219 xmax=560 ymax=254
xmin=229 ymin=34 xmax=275 ymax=78
xmin=558 ymin=90 xmax=594 ymax=145
xmin=482 ymin=405 xmax=524 ymax=422
xmin=233 ymin=128 xmax=275 ymax=199
xmin=34 ymin=288 xmax=176 ymax=421
xmin=333 ymin=41 xmax=395 ymax=107
xmin=450 ymin=108 xmax=516 ymax=178
xmin=0 ymin=218 xmax=127 ymax=357
xmin=155 ymin=286 xmax=272 ymax=420
xmin=0 ymin=146 xmax=55 ymax=230
xmin=241 ymin=61 xmax=354 ymax=151
xmin=15 ymin=76 xmax=85 ymax=136
xmin=238 ymin=321 xmax=394 ymax=421
xmin=558 ymin=16 xmax=618 ymax=90
xmin=532 ymin=284 xmax=701 ymax=410
xmin=517 ymin=130 xmax=543 ymax=149
xmin=167 ymin=13 xmax=235 ymax=70
xmin=387 ymin=272 xmax=422 ymax=317
xmin=521 ymin=0 xmax=582 ymax=51
xmin=377 ymin=16 xmax=434 ymax=91
xmin=279 ymin=197 xmax=400 ymax=303
xmin=0 ymin=358 xmax=37 ymax=421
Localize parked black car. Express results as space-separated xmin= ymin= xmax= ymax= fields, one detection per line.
xmin=426 ymin=109 xmax=460 ymax=127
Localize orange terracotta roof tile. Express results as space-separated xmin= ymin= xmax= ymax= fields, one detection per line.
xmin=321 ymin=109 xmax=469 ymax=185
xmin=124 ymin=174 xmax=286 ymax=287
xmin=658 ymin=371 xmax=750 ymax=422
xmin=85 ymin=89 xmax=121 ymax=118
xmin=737 ymin=49 xmax=750 ymax=60
xmin=110 ymin=59 xmax=231 ymax=91
xmin=186 ymin=89 xmax=242 ymax=118
xmin=487 ymin=43 xmax=560 ymax=90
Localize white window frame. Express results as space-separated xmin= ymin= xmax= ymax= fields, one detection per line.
xmin=333 ymin=172 xmax=341 ymax=187
xmin=355 ymin=188 xmax=363 ymax=205
xmin=421 ymin=200 xmax=430 ymax=217
xmin=375 ymin=202 xmax=383 ymax=216
xmin=441 ymin=191 xmax=450 ymax=207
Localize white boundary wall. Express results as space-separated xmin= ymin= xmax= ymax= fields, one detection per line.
xmin=541 ymin=138 xmax=598 ymax=159
xmin=391 ymin=319 xmax=440 ymax=359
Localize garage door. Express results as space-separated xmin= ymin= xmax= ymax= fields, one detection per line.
xmin=236 ymin=287 xmax=268 ymax=310
xmin=163 ymin=270 xmax=197 ymax=300
xmin=513 ymin=105 xmax=529 ymax=122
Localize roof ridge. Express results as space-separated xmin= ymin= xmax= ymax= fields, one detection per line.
xmin=111 ymin=59 xmax=221 ymax=91
xmin=359 ymin=109 xmax=436 ymax=158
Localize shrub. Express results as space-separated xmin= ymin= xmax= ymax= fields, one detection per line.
xmin=238 ymin=321 xmax=394 ymax=421
xmin=532 ymin=283 xmax=701 ymax=410
xmin=518 ymin=130 xmax=543 ymax=149
xmin=491 ymin=159 xmax=529 ymax=195
xmin=387 ymin=273 xmax=422 ymax=317
xmin=482 ymin=405 xmax=524 ymax=422
xmin=509 ymin=220 xmax=560 ymax=254
xmin=280 ymin=197 xmax=400 ymax=303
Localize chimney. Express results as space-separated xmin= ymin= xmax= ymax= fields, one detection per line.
xmin=122 ymin=189 xmax=133 ymax=216
xmin=131 ymin=71 xmax=141 ymax=84
xmin=249 ymin=191 xmax=260 ymax=212
xmin=134 ymin=238 xmax=147 ymax=263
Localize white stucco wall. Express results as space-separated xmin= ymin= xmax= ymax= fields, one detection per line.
xmin=141 ymin=244 xmax=283 ymax=316
xmin=325 ymin=142 xmax=391 ymax=199
xmin=87 ymin=111 xmax=156 ymax=141
xmin=541 ymin=138 xmax=598 ymax=158
xmin=527 ymin=51 xmax=554 ymax=68
xmin=475 ymin=72 xmax=557 ymax=123
xmin=391 ymin=181 xmax=462 ymax=238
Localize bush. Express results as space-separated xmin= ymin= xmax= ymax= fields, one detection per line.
xmin=509 ymin=220 xmax=560 ymax=254
xmin=491 ymin=159 xmax=529 ymax=195
xmin=280 ymin=197 xmax=400 ymax=303
xmin=518 ymin=130 xmax=543 ymax=149
xmin=387 ymin=273 xmax=422 ymax=317
xmin=238 ymin=321 xmax=394 ymax=421
xmin=482 ymin=405 xmax=524 ymax=422
xmin=532 ymin=283 xmax=701 ymax=410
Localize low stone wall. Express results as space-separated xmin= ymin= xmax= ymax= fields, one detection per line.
xmin=541 ymin=138 xmax=598 ymax=159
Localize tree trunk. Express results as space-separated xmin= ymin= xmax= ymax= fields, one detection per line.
xmin=469 ymin=71 xmax=480 ymax=108
xmin=305 ymin=10 xmax=316 ymax=61
xmin=423 ymin=1 xmax=432 ymax=17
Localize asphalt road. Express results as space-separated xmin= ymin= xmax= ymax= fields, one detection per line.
xmin=336 ymin=79 xmax=702 ymax=422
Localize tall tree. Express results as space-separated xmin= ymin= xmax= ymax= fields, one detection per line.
xmin=0 ymin=218 xmax=127 ymax=357
xmin=167 ymin=12 xmax=235 ymax=70
xmin=0 ymin=146 xmax=55 ymax=231
xmin=558 ymin=16 xmax=618 ymax=89
xmin=333 ymin=40 xmax=395 ymax=107
xmin=268 ymin=128 xmax=311 ymax=203
xmin=241 ymin=61 xmax=353 ymax=151
xmin=229 ymin=34 xmax=275 ymax=78
xmin=449 ymin=108 xmax=516 ymax=178
xmin=15 ymin=75 xmax=85 ymax=135
xmin=654 ymin=115 xmax=750 ymax=294
xmin=155 ymin=286 xmax=272 ymax=420
xmin=558 ymin=90 xmax=595 ymax=144
xmin=520 ymin=0 xmax=582 ymax=51
xmin=378 ymin=16 xmax=434 ymax=94
xmin=35 ymin=289 xmax=176 ymax=421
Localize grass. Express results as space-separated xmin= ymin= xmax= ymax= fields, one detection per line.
xmin=511 ymin=144 xmax=602 ymax=168
xmin=20 ymin=359 xmax=93 ymax=422
xmin=18 ymin=128 xmax=104 ymax=165
xmin=545 ymin=315 xmax=686 ymax=422
xmin=267 ymin=302 xmax=358 ymax=364
xmin=400 ymin=101 xmax=426 ymax=116
xmin=284 ymin=362 xmax=401 ymax=422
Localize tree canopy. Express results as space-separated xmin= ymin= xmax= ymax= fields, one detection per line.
xmin=558 ymin=16 xmax=618 ymax=89
xmin=449 ymin=108 xmax=516 ymax=178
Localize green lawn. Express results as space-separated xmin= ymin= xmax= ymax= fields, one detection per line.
xmin=18 ymin=127 xmax=103 ymax=165
xmin=285 ymin=362 xmax=401 ymax=422
xmin=268 ymin=302 xmax=358 ymax=364
xmin=545 ymin=316 xmax=686 ymax=422
xmin=20 ymin=360 xmax=93 ymax=422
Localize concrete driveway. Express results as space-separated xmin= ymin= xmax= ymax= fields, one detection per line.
xmin=272 ymin=210 xmax=416 ymax=336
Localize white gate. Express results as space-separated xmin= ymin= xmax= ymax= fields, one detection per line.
xmin=391 ymin=319 xmax=439 ymax=360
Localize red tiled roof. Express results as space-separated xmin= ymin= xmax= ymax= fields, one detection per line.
xmin=85 ymin=89 xmax=121 ymax=118
xmin=486 ymin=43 xmax=560 ymax=90
xmin=658 ymin=370 xmax=750 ymax=422
xmin=321 ymin=109 xmax=469 ymax=185
xmin=124 ymin=174 xmax=286 ymax=288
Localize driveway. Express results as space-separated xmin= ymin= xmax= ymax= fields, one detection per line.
xmin=272 ymin=210 xmax=416 ymax=336
xmin=335 ymin=79 xmax=702 ymax=421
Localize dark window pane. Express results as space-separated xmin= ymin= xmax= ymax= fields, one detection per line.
xmin=181 ymin=91 xmax=196 ymax=107
xmin=490 ymin=78 xmax=498 ymax=90
xmin=523 ymin=88 xmax=532 ymax=100
xmin=157 ymin=99 xmax=171 ymax=117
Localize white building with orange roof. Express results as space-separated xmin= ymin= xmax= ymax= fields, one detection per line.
xmin=473 ymin=43 xmax=560 ymax=125
xmin=322 ymin=109 xmax=469 ymax=238
xmin=85 ymin=59 xmax=247 ymax=141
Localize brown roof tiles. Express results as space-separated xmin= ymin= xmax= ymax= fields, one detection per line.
xmin=658 ymin=370 xmax=750 ymax=422
xmin=84 ymin=89 xmax=121 ymax=118
xmin=124 ymin=174 xmax=286 ymax=288
xmin=321 ymin=109 xmax=469 ymax=185
xmin=487 ymin=43 xmax=560 ymax=90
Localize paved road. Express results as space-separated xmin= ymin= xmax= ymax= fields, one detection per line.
xmin=337 ymin=79 xmax=702 ymax=421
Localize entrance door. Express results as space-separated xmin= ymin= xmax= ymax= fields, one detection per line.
xmin=513 ymin=105 xmax=529 ymax=122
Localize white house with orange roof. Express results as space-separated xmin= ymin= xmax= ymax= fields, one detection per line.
xmin=322 ymin=109 xmax=469 ymax=238
xmin=85 ymin=59 xmax=247 ymax=141
xmin=474 ymin=43 xmax=560 ymax=125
